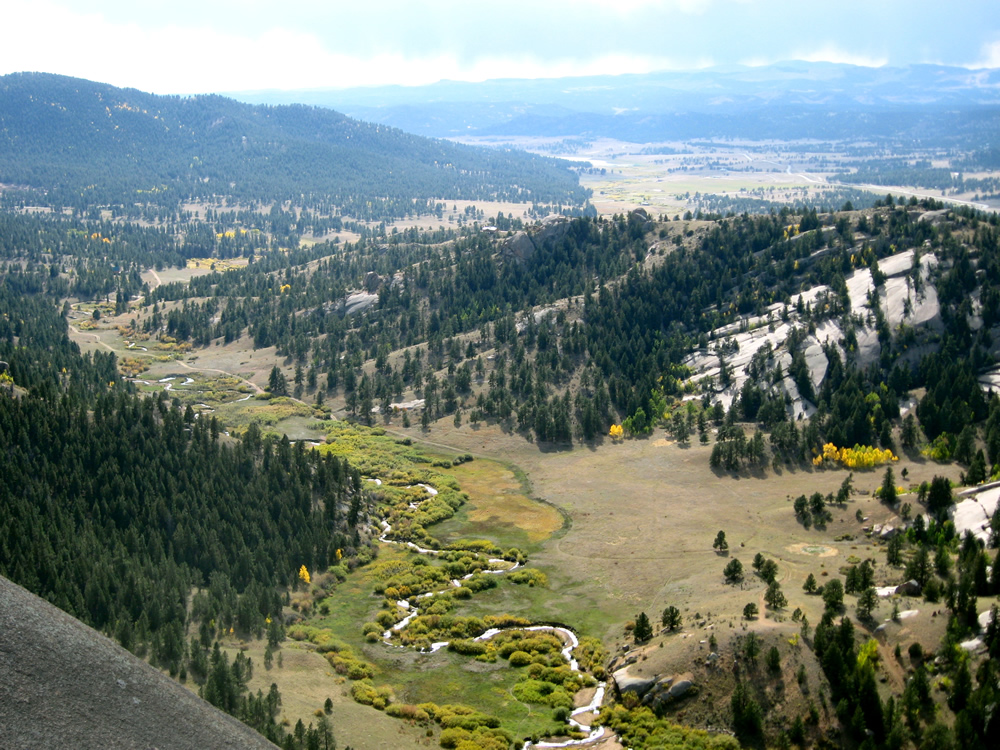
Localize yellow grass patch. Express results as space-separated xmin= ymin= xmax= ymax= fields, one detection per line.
xmin=448 ymin=461 xmax=563 ymax=544
xmin=185 ymin=257 xmax=247 ymax=272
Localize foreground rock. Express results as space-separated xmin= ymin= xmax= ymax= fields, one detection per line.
xmin=0 ymin=575 xmax=275 ymax=749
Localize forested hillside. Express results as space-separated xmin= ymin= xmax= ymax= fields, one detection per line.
xmin=137 ymin=198 xmax=1000 ymax=459
xmin=0 ymin=72 xmax=588 ymax=217
xmin=0 ymin=268 xmax=367 ymax=748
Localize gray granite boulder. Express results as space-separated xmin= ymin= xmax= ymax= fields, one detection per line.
xmin=612 ymin=666 xmax=657 ymax=698
xmin=499 ymin=216 xmax=571 ymax=263
xmin=895 ymin=580 xmax=922 ymax=596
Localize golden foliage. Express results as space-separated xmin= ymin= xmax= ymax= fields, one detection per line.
xmin=609 ymin=424 xmax=624 ymax=441
xmin=298 ymin=564 xmax=311 ymax=584
xmin=118 ymin=357 xmax=149 ymax=378
xmin=813 ymin=442 xmax=897 ymax=469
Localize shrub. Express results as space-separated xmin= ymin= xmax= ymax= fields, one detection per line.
xmin=508 ymin=568 xmax=548 ymax=587
xmin=439 ymin=727 xmax=473 ymax=748
xmin=350 ymin=680 xmax=384 ymax=708
xmin=511 ymin=679 xmax=574 ymax=709
xmin=766 ymin=646 xmax=781 ymax=672
xmin=448 ymin=639 xmax=488 ymax=657
xmin=439 ymin=712 xmax=500 ymax=730
xmin=508 ymin=650 xmax=532 ymax=666
xmin=386 ymin=704 xmax=431 ymax=723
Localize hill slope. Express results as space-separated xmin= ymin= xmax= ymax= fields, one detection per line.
xmin=0 ymin=72 xmax=587 ymax=212
xmin=0 ymin=575 xmax=276 ymax=749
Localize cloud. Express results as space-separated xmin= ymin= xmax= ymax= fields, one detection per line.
xmin=577 ymin=0 xmax=713 ymax=13
xmin=1 ymin=0 xmax=995 ymax=94
xmin=971 ymin=39 xmax=1000 ymax=68
xmin=0 ymin=0 xmax=714 ymax=93
xmin=787 ymin=44 xmax=888 ymax=68
xmin=0 ymin=1 xmax=444 ymax=92
xmin=452 ymin=53 xmax=713 ymax=83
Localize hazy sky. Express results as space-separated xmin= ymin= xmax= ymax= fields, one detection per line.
xmin=3 ymin=0 xmax=999 ymax=94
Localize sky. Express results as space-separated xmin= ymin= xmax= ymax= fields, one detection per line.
xmin=3 ymin=0 xmax=999 ymax=94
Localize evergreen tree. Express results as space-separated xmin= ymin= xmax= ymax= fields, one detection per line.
xmin=724 ymin=558 xmax=744 ymax=583
xmin=633 ymin=612 xmax=653 ymax=642
xmin=822 ymin=579 xmax=844 ymax=611
xmin=268 ymin=366 xmax=288 ymax=396
xmin=731 ymin=680 xmax=763 ymax=741
xmin=765 ymin=581 xmax=787 ymax=609
xmin=966 ymin=449 xmax=987 ymax=485
xmin=887 ymin=534 xmax=903 ymax=566
xmin=927 ymin=476 xmax=954 ymax=521
xmin=880 ymin=466 xmax=897 ymax=506
xmin=661 ymin=606 xmax=682 ymax=631
xmin=856 ymin=586 xmax=879 ymax=621
xmin=906 ymin=545 xmax=932 ymax=587
xmin=901 ymin=414 xmax=919 ymax=448
xmin=713 ymin=530 xmax=729 ymax=552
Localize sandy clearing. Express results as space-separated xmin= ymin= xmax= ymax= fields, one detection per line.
xmin=786 ymin=543 xmax=838 ymax=557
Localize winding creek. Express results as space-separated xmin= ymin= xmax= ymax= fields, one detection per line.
xmin=367 ymin=480 xmax=611 ymax=749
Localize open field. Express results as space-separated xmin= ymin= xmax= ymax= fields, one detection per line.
xmin=219 ymin=636 xmax=435 ymax=750
xmin=233 ymin=409 xmax=967 ymax=747
xmin=141 ymin=263 xmax=227 ymax=289
xmin=455 ymin=136 xmax=1000 ymax=217
xmin=392 ymin=420 xmax=963 ymax=648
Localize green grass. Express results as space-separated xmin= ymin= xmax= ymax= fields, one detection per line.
xmin=381 ymin=653 xmax=563 ymax=743
xmin=285 ymin=421 xmax=602 ymax=746
xmin=216 ymin=396 xmax=316 ymax=431
xmin=438 ymin=575 xmax=616 ymax=642
xmin=307 ymin=548 xmax=408 ymax=657
xmin=299 ymin=557 xmax=562 ymax=744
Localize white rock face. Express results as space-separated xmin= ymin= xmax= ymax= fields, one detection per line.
xmin=879 ymin=251 xmax=941 ymax=332
xmin=343 ymin=291 xmax=378 ymax=315
xmin=678 ymin=248 xmax=943 ymax=419
xmin=979 ymin=608 xmax=996 ymax=631
xmin=950 ymin=487 xmax=1000 ymax=546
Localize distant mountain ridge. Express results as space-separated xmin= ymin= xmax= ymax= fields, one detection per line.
xmin=0 ymin=72 xmax=587 ymax=211
xmin=229 ymin=62 xmax=1000 ymax=142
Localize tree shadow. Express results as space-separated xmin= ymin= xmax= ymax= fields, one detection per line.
xmin=537 ymin=439 xmax=575 ymax=454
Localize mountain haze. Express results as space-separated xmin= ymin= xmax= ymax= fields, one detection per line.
xmin=230 ymin=62 xmax=1000 ymax=142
